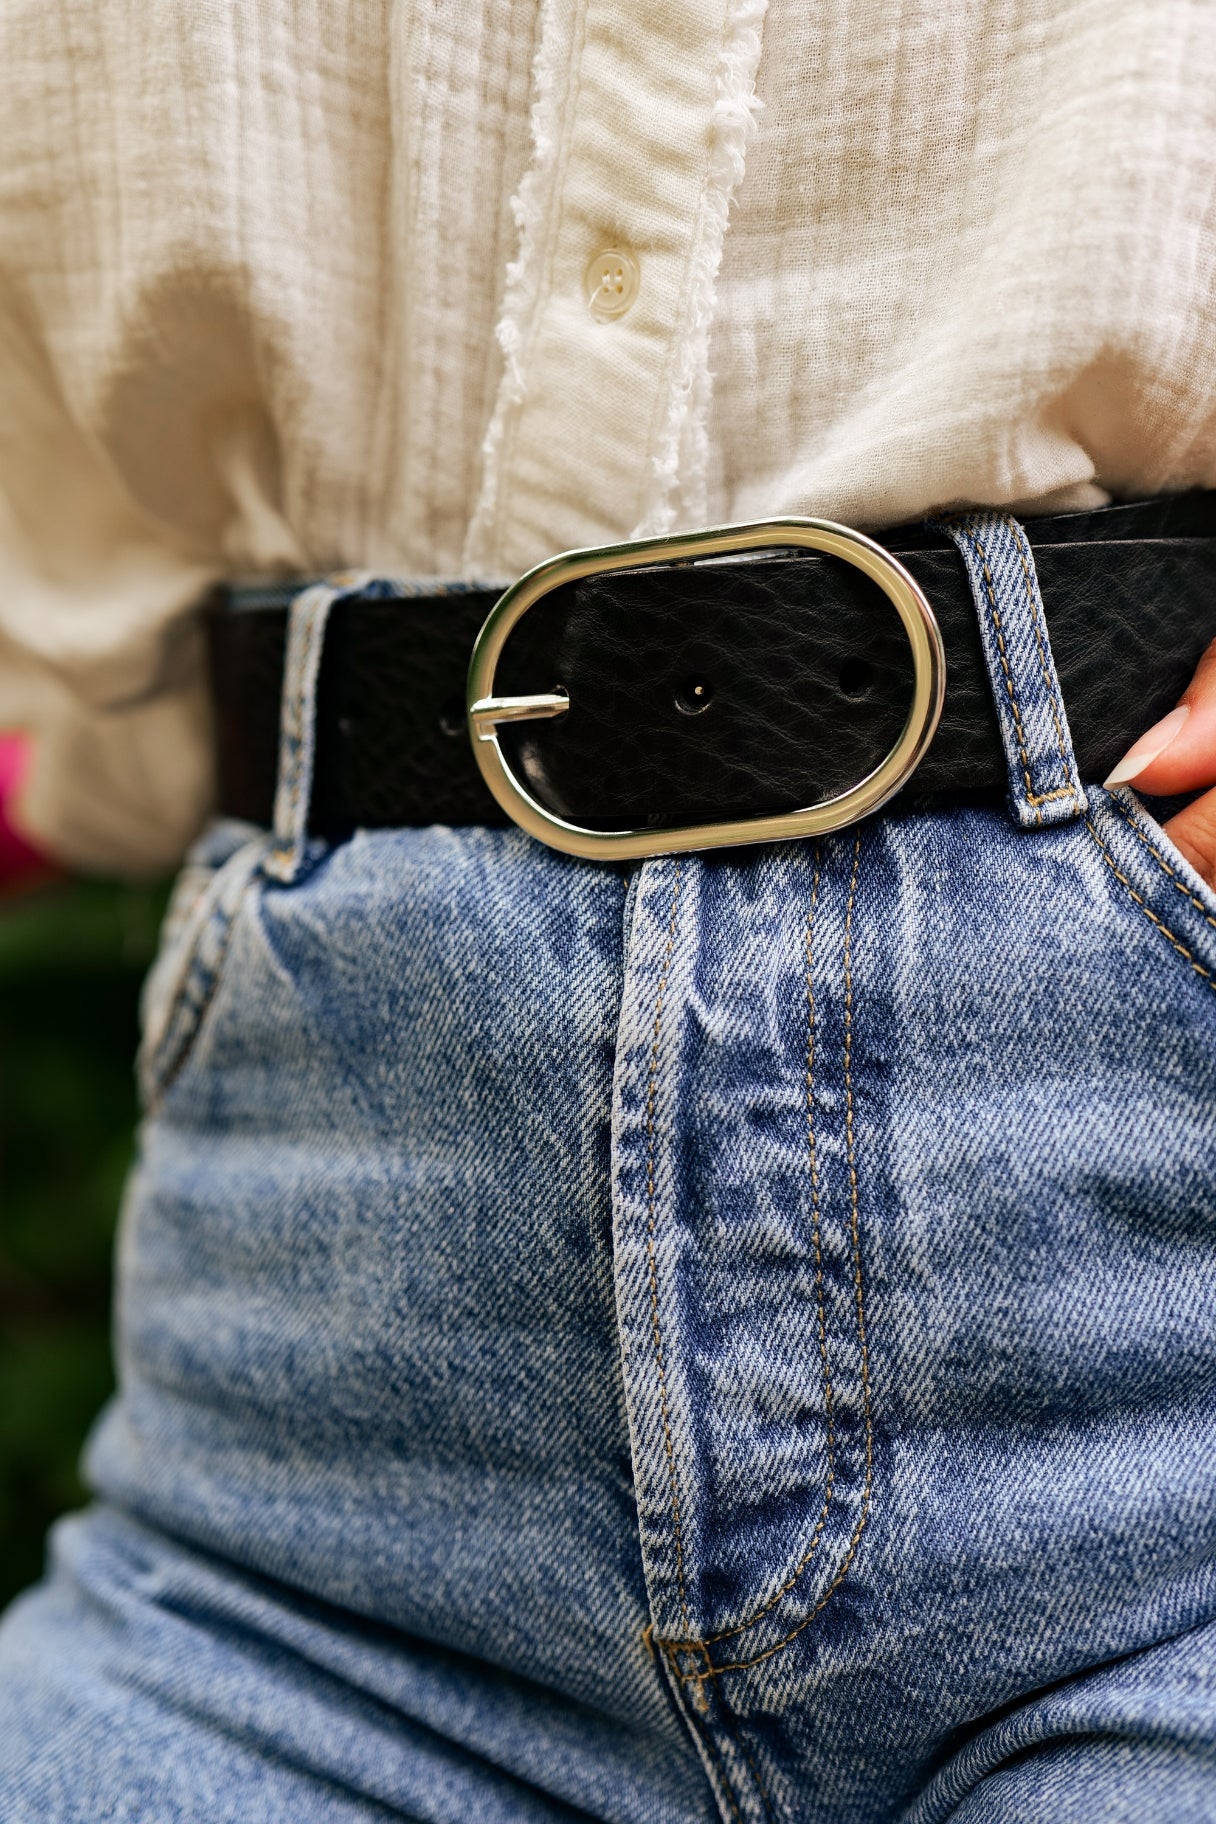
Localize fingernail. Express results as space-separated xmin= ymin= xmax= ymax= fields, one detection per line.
xmin=1104 ymin=703 xmax=1190 ymax=788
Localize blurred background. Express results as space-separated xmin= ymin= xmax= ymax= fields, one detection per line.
xmin=0 ymin=877 xmax=166 ymax=1607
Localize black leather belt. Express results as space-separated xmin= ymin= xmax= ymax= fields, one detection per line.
xmin=211 ymin=492 xmax=1216 ymax=847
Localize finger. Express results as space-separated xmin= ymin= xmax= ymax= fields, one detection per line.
xmin=1163 ymin=784 xmax=1216 ymax=891
xmin=1104 ymin=635 xmax=1216 ymax=797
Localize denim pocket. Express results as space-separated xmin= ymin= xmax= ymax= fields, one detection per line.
xmin=1086 ymin=786 xmax=1216 ymax=1006
xmin=137 ymin=820 xmax=269 ymax=1110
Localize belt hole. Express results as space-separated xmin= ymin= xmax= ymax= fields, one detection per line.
xmin=675 ymin=679 xmax=714 ymax=716
xmin=438 ymin=696 xmax=466 ymax=738
xmin=837 ymin=656 xmax=873 ymax=699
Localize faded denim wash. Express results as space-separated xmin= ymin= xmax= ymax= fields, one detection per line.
xmin=1 ymin=515 xmax=1215 ymax=1822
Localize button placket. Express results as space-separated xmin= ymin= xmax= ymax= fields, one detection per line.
xmin=464 ymin=0 xmax=766 ymax=584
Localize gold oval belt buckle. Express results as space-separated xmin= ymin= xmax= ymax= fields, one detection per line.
xmin=466 ymin=518 xmax=946 ymax=861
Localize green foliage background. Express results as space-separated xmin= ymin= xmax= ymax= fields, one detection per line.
xmin=0 ymin=880 xmax=165 ymax=1609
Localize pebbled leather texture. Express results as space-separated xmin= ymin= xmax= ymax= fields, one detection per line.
xmin=210 ymin=493 xmax=1216 ymax=837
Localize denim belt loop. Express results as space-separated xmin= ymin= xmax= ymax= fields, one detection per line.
xmin=935 ymin=512 xmax=1087 ymax=829
xmin=263 ymin=580 xmax=346 ymax=884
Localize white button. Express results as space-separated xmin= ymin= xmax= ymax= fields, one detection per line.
xmin=585 ymin=247 xmax=640 ymax=319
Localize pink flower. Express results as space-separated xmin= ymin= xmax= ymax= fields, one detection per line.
xmin=0 ymin=733 xmax=55 ymax=890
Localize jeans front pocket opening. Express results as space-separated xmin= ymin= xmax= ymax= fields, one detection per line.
xmin=138 ymin=827 xmax=271 ymax=1110
xmin=1086 ymin=788 xmax=1216 ymax=1007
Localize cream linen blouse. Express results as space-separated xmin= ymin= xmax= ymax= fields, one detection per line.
xmin=1 ymin=0 xmax=1214 ymax=870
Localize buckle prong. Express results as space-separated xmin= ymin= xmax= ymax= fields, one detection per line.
xmin=469 ymin=690 xmax=569 ymax=740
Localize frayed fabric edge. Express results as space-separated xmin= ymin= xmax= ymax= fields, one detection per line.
xmin=461 ymin=0 xmax=581 ymax=576
xmin=632 ymin=0 xmax=768 ymax=540
xmin=464 ymin=0 xmax=766 ymax=570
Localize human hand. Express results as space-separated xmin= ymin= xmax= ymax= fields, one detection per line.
xmin=1104 ymin=638 xmax=1216 ymax=890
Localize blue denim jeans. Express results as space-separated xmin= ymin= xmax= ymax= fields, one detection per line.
xmin=2 ymin=517 xmax=1216 ymax=1822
